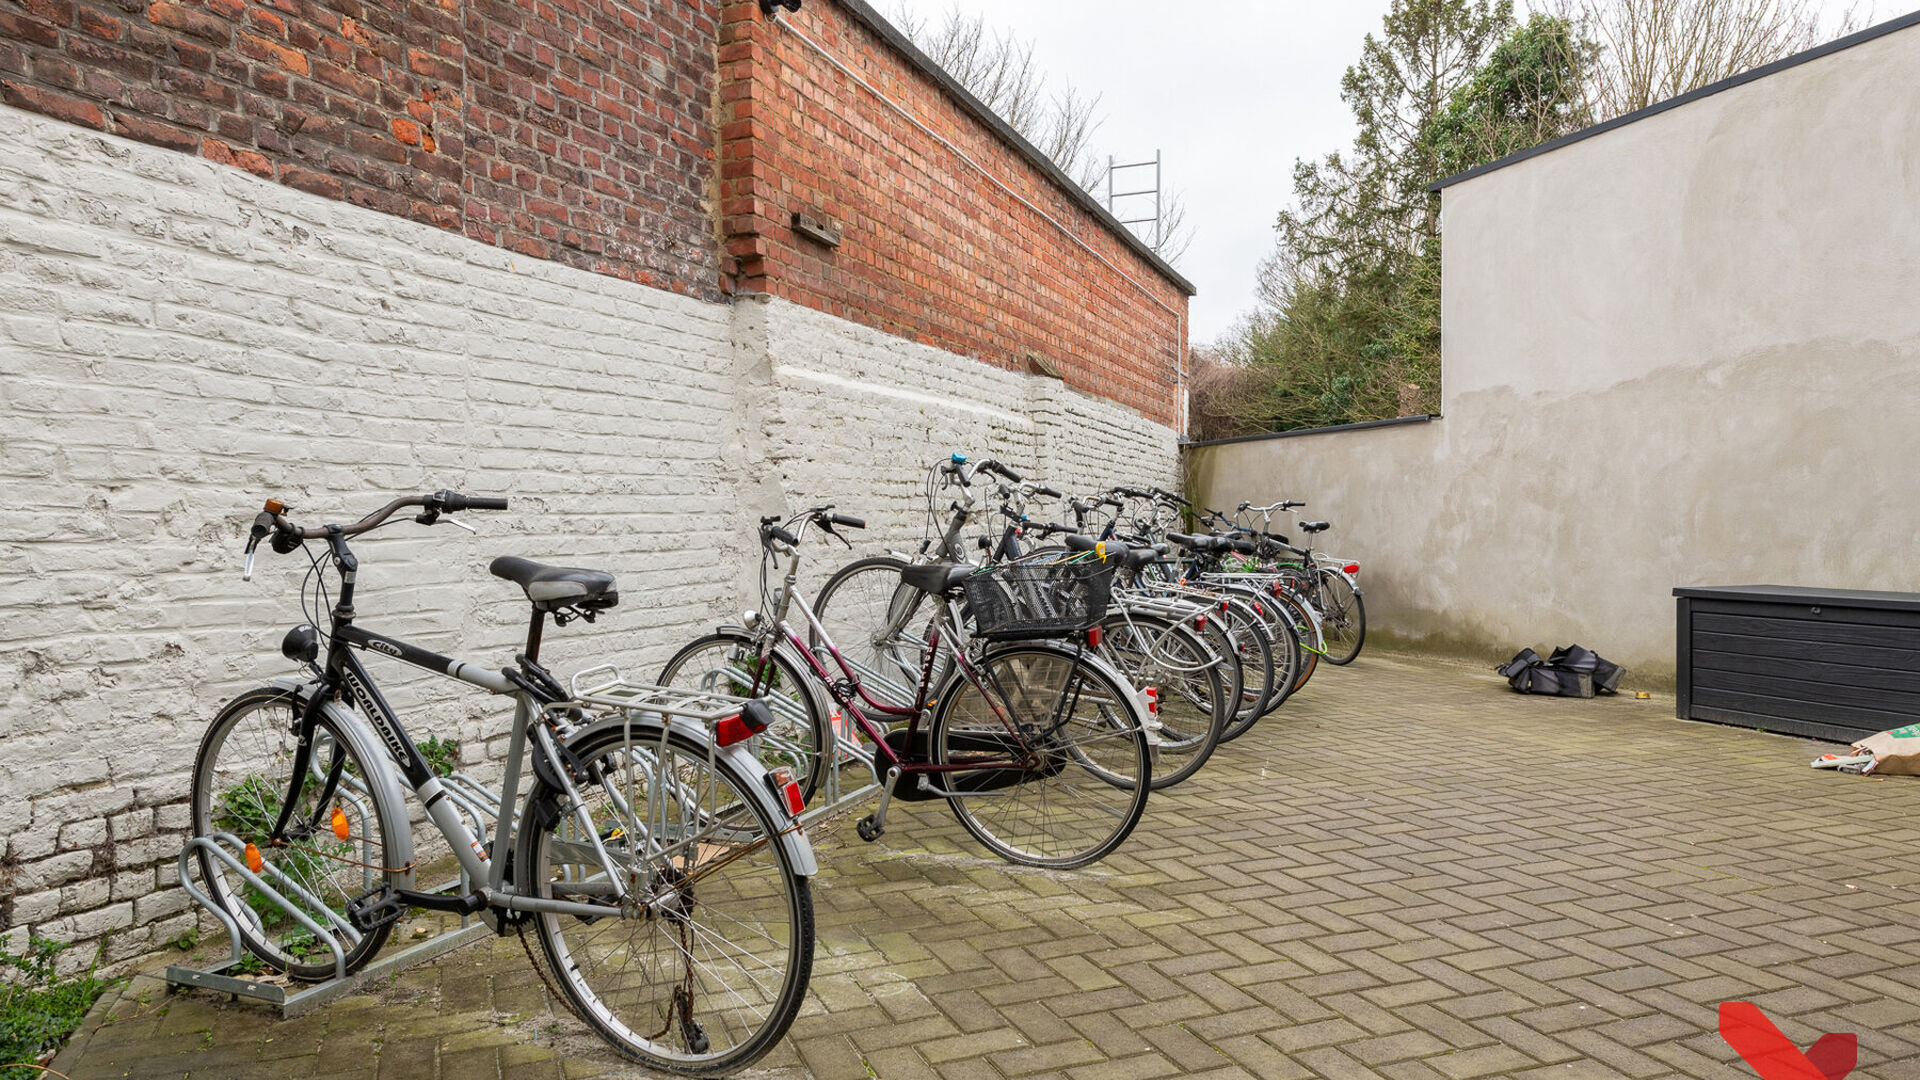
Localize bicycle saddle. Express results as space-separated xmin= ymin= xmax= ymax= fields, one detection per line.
xmin=900 ymin=563 xmax=973 ymax=595
xmin=1299 ymin=521 xmax=1331 ymax=534
xmin=489 ymin=556 xmax=619 ymax=612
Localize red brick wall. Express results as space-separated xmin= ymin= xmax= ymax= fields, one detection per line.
xmin=2 ymin=0 xmax=1189 ymax=423
xmin=715 ymin=0 xmax=1188 ymax=428
xmin=0 ymin=0 xmax=722 ymax=297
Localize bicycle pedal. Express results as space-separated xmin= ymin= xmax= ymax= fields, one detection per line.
xmin=855 ymin=814 xmax=884 ymax=842
xmin=346 ymin=885 xmax=405 ymax=934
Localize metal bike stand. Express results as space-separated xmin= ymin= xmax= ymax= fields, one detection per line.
xmin=167 ymin=830 xmax=492 ymax=1018
xmin=568 ymin=666 xmax=880 ymax=828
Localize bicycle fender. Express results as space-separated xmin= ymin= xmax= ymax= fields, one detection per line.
xmin=269 ymin=677 xmax=417 ymax=888
xmin=714 ymin=738 xmax=819 ymax=878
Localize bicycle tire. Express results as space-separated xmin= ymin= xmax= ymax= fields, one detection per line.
xmin=517 ymin=720 xmax=813 ymax=1076
xmin=1097 ymin=612 xmax=1226 ymax=789
xmin=929 ymin=645 xmax=1150 ymax=868
xmin=658 ymin=632 xmax=831 ymax=803
xmin=191 ymin=686 xmax=405 ymax=980
xmin=810 ymin=555 xmax=934 ymax=709
xmin=1211 ymin=584 xmax=1300 ymax=719
xmin=1215 ymin=601 xmax=1292 ymax=743
xmin=1317 ymin=570 xmax=1366 ymax=665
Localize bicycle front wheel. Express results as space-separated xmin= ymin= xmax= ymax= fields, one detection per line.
xmin=810 ymin=555 xmax=933 ymax=709
xmin=930 ymin=645 xmax=1150 ymax=868
xmin=191 ymin=686 xmax=406 ymax=980
xmin=1317 ymin=570 xmax=1367 ymax=665
xmin=517 ymin=721 xmax=813 ymax=1076
xmin=658 ymin=632 xmax=830 ymax=804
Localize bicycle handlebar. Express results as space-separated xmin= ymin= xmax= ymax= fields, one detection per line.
xmin=243 ymin=491 xmax=507 ymax=579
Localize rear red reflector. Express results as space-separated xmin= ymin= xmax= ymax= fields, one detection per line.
xmin=1144 ymin=687 xmax=1159 ymax=716
xmin=1344 ymin=563 xmax=1360 ymax=575
xmin=1194 ymin=614 xmax=1208 ymax=633
xmin=715 ymin=715 xmax=753 ymax=746
xmin=1086 ymin=625 xmax=1103 ymax=648
xmin=769 ymin=767 xmax=805 ymax=817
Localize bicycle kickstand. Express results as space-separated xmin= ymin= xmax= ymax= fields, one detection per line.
xmin=856 ymin=767 xmax=901 ymax=842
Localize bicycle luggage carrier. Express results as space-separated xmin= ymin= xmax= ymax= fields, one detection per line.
xmin=964 ymin=558 xmax=1116 ymax=641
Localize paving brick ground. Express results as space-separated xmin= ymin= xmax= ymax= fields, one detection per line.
xmin=51 ymin=652 xmax=1920 ymax=1079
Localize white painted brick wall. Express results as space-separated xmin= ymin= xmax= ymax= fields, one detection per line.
xmin=0 ymin=104 xmax=1178 ymax=969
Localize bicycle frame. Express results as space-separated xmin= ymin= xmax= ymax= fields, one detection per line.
xmin=276 ymin=537 xmax=732 ymax=926
xmin=750 ymin=541 xmax=1073 ymax=785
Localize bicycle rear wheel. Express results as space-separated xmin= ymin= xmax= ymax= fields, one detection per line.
xmin=930 ymin=645 xmax=1150 ymax=868
xmin=810 ymin=556 xmax=931 ymax=709
xmin=191 ymin=686 xmax=405 ymax=979
xmin=518 ymin=721 xmax=813 ymax=1076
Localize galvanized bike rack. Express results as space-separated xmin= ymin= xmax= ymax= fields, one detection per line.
xmin=166 ymin=833 xmax=491 ymax=1018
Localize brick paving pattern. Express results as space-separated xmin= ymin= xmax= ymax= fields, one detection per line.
xmin=52 ymin=652 xmax=1920 ymax=1079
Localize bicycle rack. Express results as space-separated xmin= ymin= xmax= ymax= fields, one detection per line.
xmin=165 ymin=833 xmax=491 ymax=1018
xmin=569 ymin=665 xmax=880 ymax=827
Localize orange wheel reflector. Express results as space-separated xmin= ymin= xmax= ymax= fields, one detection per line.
xmin=331 ymin=805 xmax=350 ymax=841
xmin=244 ymin=842 xmax=264 ymax=873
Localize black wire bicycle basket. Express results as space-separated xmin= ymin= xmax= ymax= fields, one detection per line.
xmin=963 ymin=559 xmax=1116 ymax=641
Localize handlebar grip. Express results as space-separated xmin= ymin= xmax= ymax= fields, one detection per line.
xmin=1165 ymin=532 xmax=1200 ymax=548
xmin=768 ymin=525 xmax=799 ymax=546
xmin=435 ymin=490 xmax=508 ymax=512
xmin=1229 ymin=539 xmax=1256 ymax=555
xmin=1035 ymin=485 xmax=1061 ymax=498
xmin=829 ymin=513 xmax=865 ymax=529
xmin=981 ymin=460 xmax=1022 ymax=483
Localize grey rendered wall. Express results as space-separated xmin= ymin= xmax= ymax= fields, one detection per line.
xmin=0 ymin=105 xmax=1176 ymax=968
xmin=1189 ymin=22 xmax=1920 ymax=679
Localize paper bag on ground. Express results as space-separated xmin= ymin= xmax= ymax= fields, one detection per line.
xmin=1849 ymin=723 xmax=1920 ymax=776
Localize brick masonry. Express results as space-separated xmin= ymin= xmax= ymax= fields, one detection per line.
xmin=717 ymin=0 xmax=1191 ymax=428
xmin=0 ymin=0 xmax=725 ymax=296
xmin=0 ymin=104 xmax=1178 ymax=969
xmin=0 ymin=0 xmax=1192 ymax=425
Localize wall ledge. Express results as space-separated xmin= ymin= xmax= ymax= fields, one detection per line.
xmin=1181 ymin=413 xmax=1439 ymax=449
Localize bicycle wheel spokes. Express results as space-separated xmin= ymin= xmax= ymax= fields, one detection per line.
xmin=192 ymin=688 xmax=398 ymax=979
xmin=524 ymin=726 xmax=811 ymax=1075
xmin=932 ymin=647 xmax=1150 ymax=868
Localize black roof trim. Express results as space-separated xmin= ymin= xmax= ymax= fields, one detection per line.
xmin=829 ymin=0 xmax=1196 ymax=296
xmin=1431 ymin=8 xmax=1920 ymax=192
xmin=1181 ymin=413 xmax=1438 ymax=449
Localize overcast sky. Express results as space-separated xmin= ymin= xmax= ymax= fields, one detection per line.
xmin=888 ymin=0 xmax=1879 ymax=345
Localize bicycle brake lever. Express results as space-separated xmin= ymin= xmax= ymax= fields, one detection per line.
xmin=438 ymin=516 xmax=477 ymax=534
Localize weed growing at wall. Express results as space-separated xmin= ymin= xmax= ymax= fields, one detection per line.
xmin=0 ymin=937 xmax=117 ymax=1078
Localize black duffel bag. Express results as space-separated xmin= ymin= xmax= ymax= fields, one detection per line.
xmin=1496 ymin=645 xmax=1622 ymax=698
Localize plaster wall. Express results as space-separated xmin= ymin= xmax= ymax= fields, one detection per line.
xmin=1189 ymin=23 xmax=1920 ymax=679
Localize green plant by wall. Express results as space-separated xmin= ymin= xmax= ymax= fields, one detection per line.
xmin=0 ymin=937 xmax=117 ymax=1078
xmin=418 ymin=735 xmax=460 ymax=778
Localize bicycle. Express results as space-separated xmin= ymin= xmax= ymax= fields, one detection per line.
xmin=1217 ymin=501 xmax=1367 ymax=666
xmin=193 ymin=492 xmax=817 ymax=1075
xmin=810 ymin=459 xmax=1231 ymax=789
xmin=664 ymin=506 xmax=1152 ymax=867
